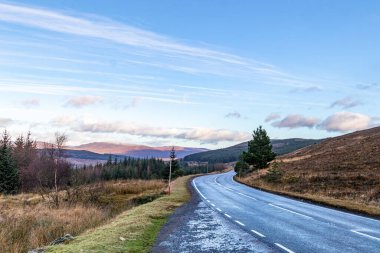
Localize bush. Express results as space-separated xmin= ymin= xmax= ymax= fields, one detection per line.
xmin=264 ymin=163 xmax=284 ymax=183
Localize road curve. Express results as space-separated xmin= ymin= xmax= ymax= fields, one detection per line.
xmin=193 ymin=171 xmax=380 ymax=253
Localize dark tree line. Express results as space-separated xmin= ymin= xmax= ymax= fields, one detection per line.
xmin=0 ymin=130 xmax=71 ymax=195
xmin=0 ymin=130 xmax=187 ymax=196
xmin=73 ymin=155 xmax=174 ymax=184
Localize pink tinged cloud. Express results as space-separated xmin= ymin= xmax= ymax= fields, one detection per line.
xmin=0 ymin=118 xmax=13 ymax=127
xmin=65 ymin=96 xmax=103 ymax=108
xmin=225 ymin=111 xmax=241 ymax=119
xmin=75 ymin=120 xmax=250 ymax=144
xmin=21 ymin=98 xmax=40 ymax=107
xmin=272 ymin=114 xmax=320 ymax=129
xmin=330 ymin=97 xmax=362 ymax=109
xmin=318 ymin=112 xmax=371 ymax=132
xmin=265 ymin=113 xmax=281 ymax=122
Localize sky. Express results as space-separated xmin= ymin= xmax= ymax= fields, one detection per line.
xmin=0 ymin=0 xmax=379 ymax=148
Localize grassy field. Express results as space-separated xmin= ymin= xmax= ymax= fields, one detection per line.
xmin=0 ymin=180 xmax=165 ymax=253
xmin=236 ymin=168 xmax=380 ymax=218
xmin=46 ymin=175 xmax=192 ymax=253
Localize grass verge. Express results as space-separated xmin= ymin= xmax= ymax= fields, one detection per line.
xmin=235 ymin=176 xmax=380 ymax=219
xmin=0 ymin=180 xmax=165 ymax=253
xmin=46 ymin=175 xmax=192 ymax=253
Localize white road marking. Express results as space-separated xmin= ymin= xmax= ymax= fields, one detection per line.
xmin=192 ymin=180 xmax=207 ymax=199
xmin=207 ymin=200 xmax=210 ymax=203
xmin=269 ymin=204 xmax=312 ymax=219
xmin=251 ymin=229 xmax=265 ymax=238
xmin=224 ymin=213 xmax=231 ymax=218
xmin=216 ymin=208 xmax=222 ymax=212
xmin=235 ymin=220 xmax=245 ymax=226
xmin=211 ymin=203 xmax=215 ymax=207
xmin=275 ymin=243 xmax=295 ymax=253
xmin=237 ymin=192 xmax=257 ymax=200
xmin=214 ymin=176 xmax=257 ymax=200
xmin=351 ymin=229 xmax=380 ymax=241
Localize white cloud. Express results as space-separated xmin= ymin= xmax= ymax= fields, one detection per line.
xmin=265 ymin=113 xmax=281 ymax=122
xmin=272 ymin=114 xmax=320 ymax=129
xmin=0 ymin=118 xmax=13 ymax=127
xmin=65 ymin=96 xmax=103 ymax=108
xmin=319 ymin=112 xmax=371 ymax=132
xmin=74 ymin=119 xmax=250 ymax=144
xmin=225 ymin=111 xmax=241 ymax=119
xmin=51 ymin=115 xmax=76 ymax=126
xmin=21 ymin=98 xmax=40 ymax=107
xmin=330 ymin=97 xmax=362 ymax=109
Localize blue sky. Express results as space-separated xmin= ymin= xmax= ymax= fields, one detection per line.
xmin=0 ymin=0 xmax=379 ymax=148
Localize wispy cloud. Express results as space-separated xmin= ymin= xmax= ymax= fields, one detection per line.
xmin=291 ymin=86 xmax=322 ymax=93
xmin=356 ymin=83 xmax=378 ymax=90
xmin=65 ymin=96 xmax=103 ymax=108
xmin=272 ymin=114 xmax=320 ymax=129
xmin=225 ymin=111 xmax=241 ymax=119
xmin=122 ymin=96 xmax=142 ymax=109
xmin=51 ymin=115 xmax=76 ymax=126
xmin=265 ymin=112 xmax=281 ymax=122
xmin=0 ymin=2 xmax=248 ymax=64
xmin=0 ymin=2 xmax=322 ymax=89
xmin=0 ymin=117 xmax=13 ymax=127
xmin=20 ymin=98 xmax=40 ymax=107
xmin=330 ymin=97 xmax=362 ymax=109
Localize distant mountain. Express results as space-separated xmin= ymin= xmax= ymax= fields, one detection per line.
xmin=183 ymin=138 xmax=322 ymax=163
xmin=66 ymin=142 xmax=208 ymax=159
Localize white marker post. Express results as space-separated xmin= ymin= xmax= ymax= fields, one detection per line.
xmin=168 ymin=157 xmax=172 ymax=195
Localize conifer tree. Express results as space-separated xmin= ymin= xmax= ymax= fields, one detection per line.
xmin=0 ymin=130 xmax=20 ymax=194
xmin=242 ymin=126 xmax=276 ymax=170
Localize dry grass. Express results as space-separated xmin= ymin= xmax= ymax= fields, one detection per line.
xmin=236 ymin=127 xmax=380 ymax=217
xmin=0 ymin=179 xmax=165 ymax=253
xmin=46 ymin=175 xmax=193 ymax=253
xmin=237 ymin=159 xmax=380 ymax=218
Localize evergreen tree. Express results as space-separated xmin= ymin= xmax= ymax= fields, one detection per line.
xmin=242 ymin=126 xmax=276 ymax=170
xmin=167 ymin=147 xmax=183 ymax=178
xmin=0 ymin=130 xmax=20 ymax=194
xmin=234 ymin=156 xmax=250 ymax=177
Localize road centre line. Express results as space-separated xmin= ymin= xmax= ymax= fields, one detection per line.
xmin=251 ymin=229 xmax=265 ymax=237
xmin=235 ymin=220 xmax=245 ymax=226
xmin=211 ymin=203 xmax=215 ymax=207
xmin=216 ymin=208 xmax=222 ymax=212
xmin=214 ymin=176 xmax=257 ymax=200
xmin=351 ymin=229 xmax=380 ymax=241
xmin=269 ymin=203 xmax=312 ymax=219
xmin=224 ymin=213 xmax=231 ymax=218
xmin=275 ymin=243 xmax=295 ymax=253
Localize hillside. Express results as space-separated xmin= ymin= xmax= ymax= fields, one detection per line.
xmin=183 ymin=138 xmax=321 ymax=163
xmin=68 ymin=142 xmax=207 ymax=159
xmin=238 ymin=126 xmax=380 ymax=215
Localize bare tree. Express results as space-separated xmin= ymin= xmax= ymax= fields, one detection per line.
xmin=38 ymin=132 xmax=70 ymax=208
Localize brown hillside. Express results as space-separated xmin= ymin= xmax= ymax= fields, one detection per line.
xmin=238 ymin=126 xmax=380 ymax=216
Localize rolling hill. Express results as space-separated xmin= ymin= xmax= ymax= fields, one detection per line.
xmin=238 ymin=126 xmax=380 ymax=216
xmin=67 ymin=142 xmax=208 ymax=159
xmin=183 ymin=138 xmax=322 ymax=163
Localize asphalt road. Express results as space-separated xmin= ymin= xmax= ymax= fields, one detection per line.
xmin=193 ymin=171 xmax=380 ymax=253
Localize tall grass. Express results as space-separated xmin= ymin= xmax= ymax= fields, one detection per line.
xmin=0 ymin=179 xmax=165 ymax=253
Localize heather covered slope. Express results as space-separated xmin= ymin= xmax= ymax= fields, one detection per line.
xmin=184 ymin=138 xmax=321 ymax=163
xmin=239 ymin=126 xmax=380 ymax=216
